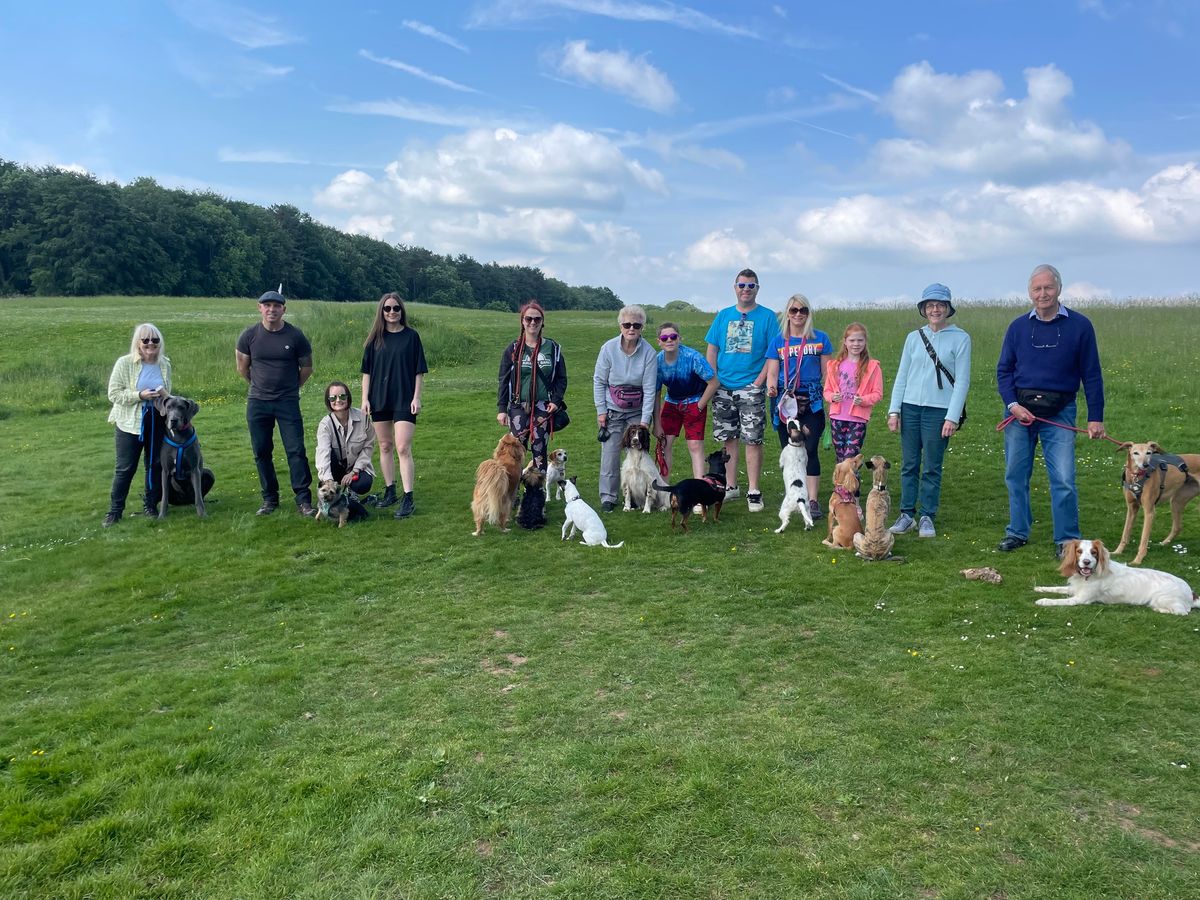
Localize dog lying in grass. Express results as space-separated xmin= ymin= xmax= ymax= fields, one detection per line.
xmin=1035 ymin=538 xmax=1199 ymax=615
xmin=854 ymin=456 xmax=899 ymax=561
xmin=653 ymin=449 xmax=729 ymax=533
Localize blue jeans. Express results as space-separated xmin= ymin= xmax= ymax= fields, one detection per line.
xmin=898 ymin=403 xmax=949 ymax=520
xmin=1003 ymin=401 xmax=1079 ymax=543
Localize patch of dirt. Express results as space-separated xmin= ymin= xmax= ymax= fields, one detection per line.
xmin=505 ymin=654 xmax=528 ymax=666
xmin=1142 ymin=667 xmax=1162 ymax=677
xmin=500 ymin=684 xmax=517 ymax=694
xmin=609 ymin=710 xmax=629 ymax=721
xmin=1111 ymin=803 xmax=1200 ymax=852
xmin=493 ymin=630 xmax=509 ymax=639
xmin=475 ymin=840 xmax=493 ymax=857
xmin=798 ymin=628 xmax=817 ymax=639
xmin=480 ymin=658 xmax=507 ymax=676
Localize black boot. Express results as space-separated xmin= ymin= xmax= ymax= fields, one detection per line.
xmin=394 ymin=491 xmax=414 ymax=519
xmin=375 ymin=484 xmax=398 ymax=508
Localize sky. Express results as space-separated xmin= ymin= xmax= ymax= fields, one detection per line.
xmin=2 ymin=1 xmax=1198 ymax=310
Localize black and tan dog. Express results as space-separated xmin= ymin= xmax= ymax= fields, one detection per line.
xmin=652 ymin=449 xmax=729 ymax=532
xmin=154 ymin=394 xmax=209 ymax=520
xmin=1114 ymin=441 xmax=1200 ymax=564
xmin=517 ymin=462 xmax=548 ymax=530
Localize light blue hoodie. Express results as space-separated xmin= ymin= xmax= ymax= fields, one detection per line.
xmin=888 ymin=324 xmax=971 ymax=424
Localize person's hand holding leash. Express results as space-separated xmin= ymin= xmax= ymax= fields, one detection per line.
xmin=1087 ymin=421 xmax=1106 ymax=440
xmin=1009 ymin=403 xmax=1034 ymax=424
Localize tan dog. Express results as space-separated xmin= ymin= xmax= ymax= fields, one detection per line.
xmin=853 ymin=456 xmax=897 ymax=561
xmin=822 ymin=454 xmax=863 ymax=549
xmin=1113 ymin=442 xmax=1200 ymax=564
xmin=471 ymin=433 xmax=527 ymax=535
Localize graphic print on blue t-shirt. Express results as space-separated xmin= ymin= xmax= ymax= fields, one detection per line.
xmin=724 ymin=316 xmax=754 ymax=353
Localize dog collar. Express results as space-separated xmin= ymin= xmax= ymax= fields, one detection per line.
xmin=834 ymin=485 xmax=855 ymax=503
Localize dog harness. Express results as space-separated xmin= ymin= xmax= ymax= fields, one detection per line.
xmin=163 ymin=427 xmax=197 ymax=482
xmin=1123 ymin=452 xmax=1190 ymax=503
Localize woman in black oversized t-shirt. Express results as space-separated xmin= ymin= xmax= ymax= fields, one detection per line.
xmin=361 ymin=292 xmax=428 ymax=518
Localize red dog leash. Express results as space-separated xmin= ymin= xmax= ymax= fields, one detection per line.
xmin=995 ymin=414 xmax=1126 ymax=447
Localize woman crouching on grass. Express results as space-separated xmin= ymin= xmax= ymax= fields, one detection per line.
xmin=103 ymin=323 xmax=171 ymax=527
xmin=497 ymin=301 xmax=567 ymax=473
xmin=361 ymin=292 xmax=428 ymax=520
xmin=315 ymin=380 xmax=375 ymax=498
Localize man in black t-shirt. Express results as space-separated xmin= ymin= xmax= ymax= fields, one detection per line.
xmin=235 ymin=290 xmax=315 ymax=516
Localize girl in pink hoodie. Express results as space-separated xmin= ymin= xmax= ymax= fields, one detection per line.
xmin=824 ymin=323 xmax=884 ymax=461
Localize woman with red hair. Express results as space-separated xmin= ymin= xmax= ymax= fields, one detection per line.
xmin=496 ymin=301 xmax=568 ymax=472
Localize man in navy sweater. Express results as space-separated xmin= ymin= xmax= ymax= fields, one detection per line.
xmin=996 ymin=264 xmax=1105 ymax=557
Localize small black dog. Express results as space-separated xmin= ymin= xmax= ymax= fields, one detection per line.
xmin=652 ymin=449 xmax=730 ymax=532
xmin=517 ymin=465 xmax=548 ymax=530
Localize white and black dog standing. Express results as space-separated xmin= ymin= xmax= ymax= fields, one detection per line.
xmin=775 ymin=418 xmax=814 ymax=533
xmin=561 ymin=476 xmax=625 ymax=548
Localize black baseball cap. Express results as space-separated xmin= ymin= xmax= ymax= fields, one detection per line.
xmin=258 ymin=290 xmax=286 ymax=304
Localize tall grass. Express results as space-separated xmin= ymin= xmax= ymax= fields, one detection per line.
xmin=2 ymin=296 xmax=1199 ymax=898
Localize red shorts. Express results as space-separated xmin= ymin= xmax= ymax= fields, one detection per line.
xmin=659 ymin=400 xmax=708 ymax=441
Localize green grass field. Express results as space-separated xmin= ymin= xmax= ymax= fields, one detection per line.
xmin=2 ymin=296 xmax=1198 ymax=898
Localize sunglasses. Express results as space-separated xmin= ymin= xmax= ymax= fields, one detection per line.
xmin=523 ymin=315 xmax=543 ymax=324
xmin=328 ymin=393 xmax=350 ymax=403
xmin=621 ymin=322 xmax=644 ymax=330
xmin=788 ymin=307 xmax=809 ymax=316
xmin=382 ymin=304 xmax=403 ymax=312
xmin=736 ymin=282 xmax=759 ymax=290
xmin=658 ymin=333 xmax=680 ymax=341
xmin=140 ymin=337 xmax=161 ymax=345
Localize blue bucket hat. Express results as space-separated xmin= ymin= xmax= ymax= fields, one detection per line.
xmin=918 ymin=283 xmax=954 ymax=318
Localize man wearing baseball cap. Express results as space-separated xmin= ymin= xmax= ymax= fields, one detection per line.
xmin=235 ymin=289 xmax=315 ymax=516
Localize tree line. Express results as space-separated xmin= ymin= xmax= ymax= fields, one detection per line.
xmin=0 ymin=160 xmax=622 ymax=311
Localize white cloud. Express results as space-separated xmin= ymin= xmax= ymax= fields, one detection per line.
xmin=551 ymin=40 xmax=677 ymax=113
xmin=315 ymin=124 xmax=660 ymax=260
xmin=85 ymin=107 xmax=113 ymax=143
xmin=170 ymin=47 xmax=292 ymax=95
xmin=821 ymin=73 xmax=879 ymax=104
xmin=218 ymin=147 xmax=309 ymax=164
xmin=874 ymin=62 xmax=1130 ymax=182
xmin=470 ymin=0 xmax=758 ymax=39
xmin=326 ymin=98 xmax=510 ymax=129
xmin=678 ymin=162 xmax=1200 ymax=273
xmin=171 ymin=0 xmax=299 ymax=48
xmin=1062 ymin=280 xmax=1112 ymax=299
xmin=359 ymin=50 xmax=480 ymax=94
xmin=402 ymin=19 xmax=469 ymax=53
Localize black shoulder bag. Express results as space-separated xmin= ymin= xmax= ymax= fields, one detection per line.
xmin=918 ymin=329 xmax=966 ymax=427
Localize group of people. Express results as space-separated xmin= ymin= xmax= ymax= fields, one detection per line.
xmin=104 ymin=290 xmax=427 ymax=526
xmin=104 ymin=263 xmax=1105 ymax=557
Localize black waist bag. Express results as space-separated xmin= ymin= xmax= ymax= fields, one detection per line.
xmin=1016 ymin=388 xmax=1072 ymax=418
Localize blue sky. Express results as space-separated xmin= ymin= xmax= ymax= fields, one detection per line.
xmin=3 ymin=1 xmax=1197 ymax=310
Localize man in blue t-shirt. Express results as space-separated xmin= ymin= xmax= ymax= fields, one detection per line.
xmin=996 ymin=264 xmax=1106 ymax=558
xmin=705 ymin=268 xmax=780 ymax=512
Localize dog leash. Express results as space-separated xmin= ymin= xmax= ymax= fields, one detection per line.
xmin=995 ymin=414 xmax=1126 ymax=447
xmin=654 ymin=437 xmax=669 ymax=478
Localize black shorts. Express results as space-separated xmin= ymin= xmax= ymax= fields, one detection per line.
xmin=371 ymin=409 xmax=417 ymax=424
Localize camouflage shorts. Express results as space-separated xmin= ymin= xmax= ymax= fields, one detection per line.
xmin=711 ymin=385 xmax=767 ymax=445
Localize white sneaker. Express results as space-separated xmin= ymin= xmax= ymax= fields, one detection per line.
xmin=889 ymin=512 xmax=916 ymax=534
xmin=747 ymin=492 xmax=764 ymax=512
xmin=724 ymin=485 xmax=741 ymax=500
xmin=918 ymin=516 xmax=936 ymax=538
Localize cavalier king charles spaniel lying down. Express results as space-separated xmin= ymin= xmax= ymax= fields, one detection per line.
xmin=1034 ymin=539 xmax=1199 ymax=616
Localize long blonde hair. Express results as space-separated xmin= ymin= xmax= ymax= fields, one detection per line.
xmin=775 ymin=293 xmax=815 ymax=338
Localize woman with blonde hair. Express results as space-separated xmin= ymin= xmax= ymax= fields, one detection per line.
xmin=103 ymin=323 xmax=171 ymax=526
xmin=361 ymin=292 xmax=428 ymax=519
xmin=765 ymin=294 xmax=834 ymax=519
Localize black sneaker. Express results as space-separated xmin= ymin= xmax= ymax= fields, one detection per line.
xmin=997 ymin=535 xmax=1028 ymax=552
xmin=394 ymin=493 xmax=414 ymax=519
xmin=102 ymin=511 xmax=121 ymax=528
xmin=601 ymin=501 xmax=615 ymax=513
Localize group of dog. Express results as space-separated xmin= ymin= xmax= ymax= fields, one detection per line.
xmin=154 ymin=395 xmax=1200 ymax=615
